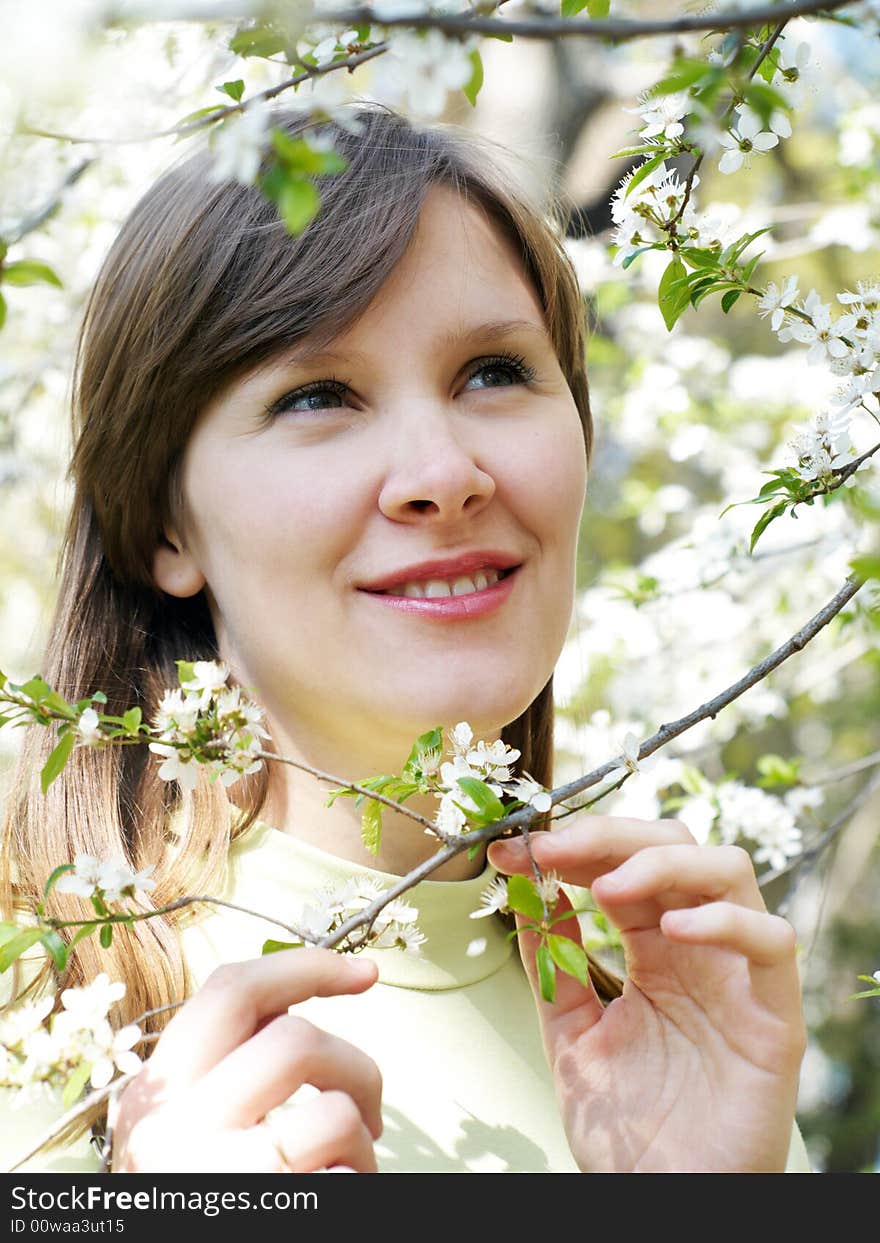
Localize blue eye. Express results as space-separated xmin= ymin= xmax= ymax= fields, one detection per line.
xmin=263 ymin=351 xmax=537 ymax=421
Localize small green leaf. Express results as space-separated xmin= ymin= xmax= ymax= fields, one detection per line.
xmin=850 ymin=554 xmax=880 ymax=583
xmin=361 ymin=798 xmax=383 ymax=856
xmin=610 ymin=144 xmax=665 ymax=160
xmin=0 ymin=921 xmax=24 ymax=947
xmin=39 ymin=930 xmax=68 ymax=973
xmin=41 ymin=731 xmax=76 ymax=794
xmin=0 ymin=292 xmax=6 ymax=331
xmin=587 ymin=0 xmax=610 ymax=15
xmin=99 ymin=923 xmax=113 ymax=949
xmin=624 ymin=153 xmax=667 ymax=200
xmin=218 ymin=79 xmax=245 ymax=102
xmin=2 ymin=260 xmax=63 ymax=288
xmin=175 ymin=104 xmax=227 ymax=127
xmin=62 ymin=1061 xmax=93 ymax=1109
xmin=536 ymin=941 xmax=556 ymax=1002
xmin=44 ymin=863 xmax=75 ymax=899
xmin=547 ymin=934 xmax=590 ymax=988
xmin=455 ymin=776 xmax=506 ymax=823
xmin=0 ymin=926 xmax=46 ymax=972
xmin=561 ymin=0 xmax=589 ymax=14
xmin=91 ymin=691 xmax=107 ymax=704
xmin=506 ymin=874 xmax=544 ymax=922
xmin=229 ymin=25 xmax=286 ymax=57
xmin=658 ymin=256 xmax=689 ymax=331
xmin=721 ymin=289 xmax=742 ymax=314
xmin=463 ymin=49 xmax=483 ymax=106
xmin=278 ymin=178 xmax=321 ymax=236
xmin=749 ymin=499 xmax=789 ymax=554
xmin=650 ymin=57 xmax=716 ymax=96
xmin=175 ymin=660 xmax=196 ymax=687
xmin=262 ymin=938 xmax=304 ymax=954
xmin=122 ymin=707 xmax=142 ymax=734
xmin=621 ymin=244 xmax=659 ymax=270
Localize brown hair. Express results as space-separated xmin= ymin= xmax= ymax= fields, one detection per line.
xmin=1 ymin=101 xmax=618 ymax=1146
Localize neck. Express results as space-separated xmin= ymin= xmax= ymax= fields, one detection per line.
xmin=257 ymin=719 xmax=489 ymax=881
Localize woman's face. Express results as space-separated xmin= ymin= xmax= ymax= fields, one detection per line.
xmin=154 ymin=184 xmax=587 ymax=772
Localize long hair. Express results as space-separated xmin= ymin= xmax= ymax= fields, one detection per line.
xmin=1 ymin=102 xmax=619 ymax=1143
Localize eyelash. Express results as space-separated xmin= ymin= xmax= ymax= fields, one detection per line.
xmin=263 ymin=351 xmax=538 ymax=420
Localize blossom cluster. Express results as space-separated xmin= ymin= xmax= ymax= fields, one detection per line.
xmin=0 ymin=975 xmax=141 ymax=1108
xmin=432 ymin=721 xmax=552 ymax=837
xmin=294 ymin=875 xmax=426 ymax=954
xmin=54 ymin=853 xmax=155 ymax=906
xmin=676 ymin=779 xmax=821 ymax=871
xmin=148 ymin=661 xmax=270 ymax=792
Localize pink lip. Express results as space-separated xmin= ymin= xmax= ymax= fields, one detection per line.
xmin=358 ymin=566 xmax=519 ymax=621
xmin=358 ymin=550 xmax=522 ymax=593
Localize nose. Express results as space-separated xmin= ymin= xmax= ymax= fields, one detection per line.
xmin=377 ymin=408 xmax=496 ymax=524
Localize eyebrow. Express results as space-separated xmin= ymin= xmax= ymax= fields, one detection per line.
xmin=283 ymin=319 xmax=553 ymax=366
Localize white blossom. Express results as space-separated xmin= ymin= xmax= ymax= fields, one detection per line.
xmin=536 ymin=871 xmax=561 ymax=907
xmin=757 ymin=276 xmax=800 ymax=332
xmin=718 ymin=112 xmax=779 ymax=175
xmin=676 ymin=795 xmax=718 ymax=844
xmin=435 ymin=789 xmax=469 ymax=837
xmin=181 ymin=660 xmax=230 ymax=698
xmin=735 ymin=102 xmax=792 ymax=141
xmin=55 ymin=853 xmax=155 ymax=903
xmin=778 ymin=291 xmax=855 ymax=365
xmin=628 ymin=91 xmax=691 ymax=141
xmin=373 ymin=29 xmax=478 ymax=118
xmin=309 ymin=28 xmax=359 ymax=65
xmin=59 ymin=974 xmax=125 ymax=1028
xmin=837 ymin=280 xmax=880 ymax=308
xmin=465 ymin=739 xmax=521 ymax=781
xmin=448 ymin=721 xmax=473 ymax=755
xmin=85 ymin=1020 xmax=142 ymax=1090
xmin=774 ymin=39 xmax=811 ymax=108
xmin=209 ymin=107 xmax=269 ymax=187
xmin=714 ymin=781 xmax=802 ymax=869
xmin=148 ymin=742 xmax=200 ymax=792
xmin=470 ymin=875 xmax=509 ymax=919
xmin=75 ymin=707 xmax=102 ymax=746
xmin=508 ymin=774 xmax=552 ymax=813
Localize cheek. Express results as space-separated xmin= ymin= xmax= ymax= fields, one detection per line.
xmin=503 ymin=414 xmax=586 ymax=542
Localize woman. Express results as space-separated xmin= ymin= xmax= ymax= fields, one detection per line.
xmin=0 ymin=102 xmax=809 ymax=1173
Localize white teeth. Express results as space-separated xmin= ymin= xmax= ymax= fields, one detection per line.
xmin=424 ymin=580 xmax=452 ymax=598
xmin=386 ymin=569 xmax=507 ymax=599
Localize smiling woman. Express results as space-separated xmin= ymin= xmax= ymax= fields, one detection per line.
xmin=0 ymin=102 xmax=810 ymax=1174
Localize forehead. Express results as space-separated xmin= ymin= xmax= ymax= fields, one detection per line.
xmin=268 ymin=185 xmax=547 ymax=371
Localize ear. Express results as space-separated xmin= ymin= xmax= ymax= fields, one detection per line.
xmin=152 ymin=530 xmax=206 ymax=599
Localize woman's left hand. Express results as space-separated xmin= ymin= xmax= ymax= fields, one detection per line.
xmin=487 ymin=816 xmax=807 ymax=1173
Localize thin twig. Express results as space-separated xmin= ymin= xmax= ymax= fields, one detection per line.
xmin=4 ymin=161 xmax=95 ymax=245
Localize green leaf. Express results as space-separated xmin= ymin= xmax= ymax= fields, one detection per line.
xmin=587 ymin=0 xmax=610 ymax=15
xmin=610 ymin=144 xmax=665 ymax=160
xmin=623 ymin=153 xmax=667 ymax=200
xmin=849 ymin=987 xmax=880 ymax=1000
xmin=0 ymin=921 xmax=24 ymax=946
xmin=19 ymin=675 xmax=52 ymax=703
xmin=278 ymin=178 xmax=321 ymax=236
xmin=721 ymin=289 xmax=742 ymax=314
xmin=218 ymin=79 xmax=245 ymax=102
xmin=175 ymin=660 xmax=196 ymax=687
xmin=463 ymin=49 xmax=483 ymax=106
xmin=455 ymin=776 xmax=506 ymax=824
xmin=621 ymin=244 xmax=659 ymax=270
xmin=850 ymin=553 xmax=880 ymax=583
xmin=175 ymin=104 xmax=227 ymax=127
xmin=506 ymin=874 xmax=544 ymax=922
xmin=44 ymin=862 xmax=75 ymax=899
xmin=39 ymin=930 xmax=68 ymax=973
xmin=650 ymin=57 xmax=716 ymax=96
xmin=99 ymin=923 xmax=113 ymax=949
xmin=0 ymin=291 xmax=6 ymax=331
xmin=61 ymin=1061 xmax=93 ymax=1110
xmin=91 ymin=691 xmax=107 ymax=704
xmin=547 ymin=934 xmax=591 ymax=988
xmin=402 ymin=727 xmax=443 ymax=781
xmin=561 ymin=0 xmax=589 ymax=14
xmin=41 ymin=731 xmax=76 ymax=794
xmin=658 ymin=256 xmax=689 ymax=331
xmin=0 ymin=926 xmax=46 ymax=972
xmin=361 ymin=798 xmax=383 ymax=856
xmin=749 ymin=499 xmax=789 ymax=554
xmin=262 ymin=938 xmax=304 ymax=954
xmin=122 ymin=707 xmax=142 ymax=734
xmin=536 ymin=941 xmax=556 ymax=1003
xmin=229 ymin=26 xmax=286 ymax=58
xmin=2 ymin=260 xmax=63 ymax=288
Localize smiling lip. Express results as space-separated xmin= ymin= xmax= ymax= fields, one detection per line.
xmin=358 ymin=565 xmax=520 ymax=621
xmin=357 ymin=551 xmax=522 ymax=594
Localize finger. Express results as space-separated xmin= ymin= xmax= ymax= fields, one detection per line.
xmin=488 ymin=816 xmax=694 ymax=889
xmin=187 ymin=1013 xmax=384 ymax=1137
xmin=659 ymin=901 xmax=804 ymax=1019
xmin=145 ymin=949 xmax=378 ymax=1092
xmin=590 ymin=844 xmax=766 ymax=930
xmin=266 ymin=1092 xmax=378 ymax=1173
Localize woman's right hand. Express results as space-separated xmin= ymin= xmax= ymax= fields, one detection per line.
xmin=109 ymin=948 xmax=383 ymax=1173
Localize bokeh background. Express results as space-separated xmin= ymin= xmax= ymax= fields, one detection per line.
xmin=1 ymin=1 xmax=878 ymax=1171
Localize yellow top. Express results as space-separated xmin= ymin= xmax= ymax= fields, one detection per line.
xmin=0 ymin=819 xmax=812 ymax=1173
